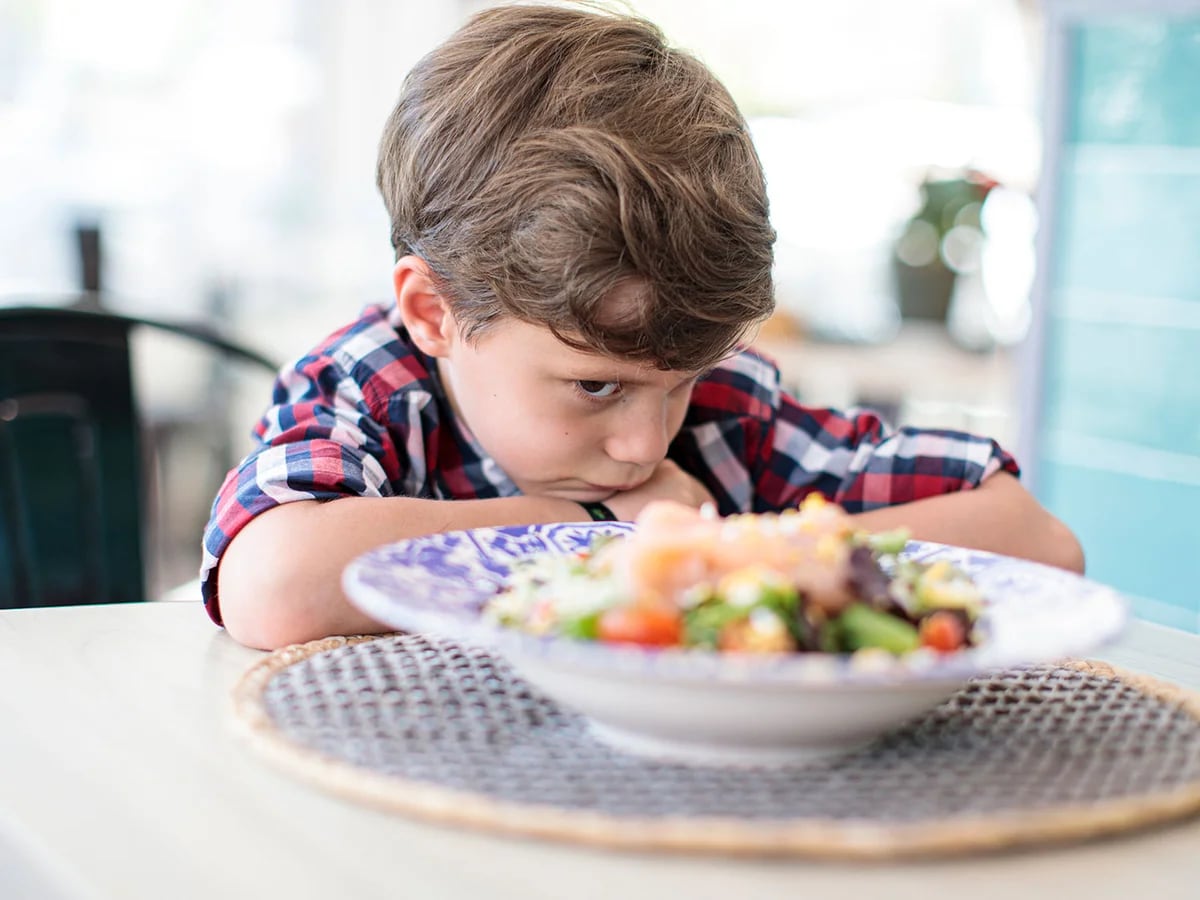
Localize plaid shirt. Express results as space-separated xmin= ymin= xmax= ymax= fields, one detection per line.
xmin=202 ymin=303 xmax=1018 ymax=624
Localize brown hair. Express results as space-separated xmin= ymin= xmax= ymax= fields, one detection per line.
xmin=376 ymin=3 xmax=775 ymax=371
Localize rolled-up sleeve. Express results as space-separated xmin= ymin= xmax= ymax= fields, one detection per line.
xmin=199 ymin=345 xmax=407 ymax=624
xmin=677 ymin=349 xmax=1019 ymax=514
xmin=760 ymin=397 xmax=1019 ymax=511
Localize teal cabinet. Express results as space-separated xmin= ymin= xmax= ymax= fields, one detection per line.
xmin=1024 ymin=2 xmax=1200 ymax=631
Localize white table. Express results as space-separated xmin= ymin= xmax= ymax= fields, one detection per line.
xmin=1 ymin=601 xmax=1198 ymax=900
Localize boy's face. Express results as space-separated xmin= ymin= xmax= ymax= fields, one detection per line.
xmin=436 ymin=313 xmax=700 ymax=504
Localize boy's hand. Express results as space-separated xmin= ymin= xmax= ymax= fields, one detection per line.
xmin=604 ymin=459 xmax=715 ymax=521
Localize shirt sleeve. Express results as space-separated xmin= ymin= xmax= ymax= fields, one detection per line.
xmin=756 ymin=393 xmax=1021 ymax=512
xmin=199 ymin=348 xmax=408 ymax=624
xmin=678 ymin=349 xmax=1019 ymax=514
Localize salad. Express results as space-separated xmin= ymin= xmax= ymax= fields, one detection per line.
xmin=484 ymin=495 xmax=984 ymax=657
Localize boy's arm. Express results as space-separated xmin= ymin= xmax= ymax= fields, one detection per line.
xmin=218 ymin=459 xmax=713 ymax=650
xmin=218 ymin=494 xmax=586 ymax=650
xmin=683 ymin=350 xmax=1084 ymax=574
xmin=848 ymin=471 xmax=1085 ymax=573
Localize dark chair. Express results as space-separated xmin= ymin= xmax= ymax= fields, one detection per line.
xmin=0 ymin=305 xmax=278 ymax=609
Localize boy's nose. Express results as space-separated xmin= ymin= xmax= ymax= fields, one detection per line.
xmin=604 ymin=404 xmax=671 ymax=466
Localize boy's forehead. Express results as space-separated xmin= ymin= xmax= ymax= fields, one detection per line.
xmin=486 ymin=316 xmax=696 ymax=380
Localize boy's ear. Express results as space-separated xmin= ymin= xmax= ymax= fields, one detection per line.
xmin=393 ymin=256 xmax=456 ymax=357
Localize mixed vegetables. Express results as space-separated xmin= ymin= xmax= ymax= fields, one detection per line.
xmin=484 ymin=495 xmax=984 ymax=657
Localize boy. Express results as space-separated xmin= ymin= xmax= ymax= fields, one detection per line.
xmin=204 ymin=4 xmax=1083 ymax=650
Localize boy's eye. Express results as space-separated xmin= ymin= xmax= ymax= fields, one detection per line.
xmin=576 ymin=380 xmax=621 ymax=399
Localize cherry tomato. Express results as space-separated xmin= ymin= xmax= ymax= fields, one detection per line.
xmin=597 ymin=604 xmax=683 ymax=647
xmin=919 ymin=611 xmax=967 ymax=652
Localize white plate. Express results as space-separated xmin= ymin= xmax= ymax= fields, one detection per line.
xmin=344 ymin=522 xmax=1128 ymax=765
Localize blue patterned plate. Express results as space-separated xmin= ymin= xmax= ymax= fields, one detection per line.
xmin=343 ymin=522 xmax=1128 ymax=686
xmin=343 ymin=523 xmax=1129 ymax=763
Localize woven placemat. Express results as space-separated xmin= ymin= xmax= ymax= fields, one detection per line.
xmin=230 ymin=633 xmax=1200 ymax=859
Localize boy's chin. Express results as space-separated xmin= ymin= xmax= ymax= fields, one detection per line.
xmin=530 ymin=484 xmax=618 ymax=504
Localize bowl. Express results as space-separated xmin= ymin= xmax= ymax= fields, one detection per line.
xmin=343 ymin=522 xmax=1128 ymax=765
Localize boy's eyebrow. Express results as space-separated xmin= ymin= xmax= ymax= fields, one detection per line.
xmin=559 ymin=366 xmax=704 ymax=388
xmin=634 ymin=371 xmax=706 ymax=387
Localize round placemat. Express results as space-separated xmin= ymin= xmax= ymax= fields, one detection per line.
xmin=230 ymin=633 xmax=1200 ymax=858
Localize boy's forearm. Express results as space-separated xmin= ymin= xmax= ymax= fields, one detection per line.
xmin=218 ymin=494 xmax=590 ymax=650
xmin=848 ymin=472 xmax=1085 ymax=574
xmin=220 ymin=474 xmax=1083 ymax=650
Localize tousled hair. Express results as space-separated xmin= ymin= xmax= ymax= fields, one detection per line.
xmin=376 ymin=3 xmax=775 ymax=371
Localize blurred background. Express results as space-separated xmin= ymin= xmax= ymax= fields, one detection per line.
xmin=1 ymin=0 xmax=1197 ymax=629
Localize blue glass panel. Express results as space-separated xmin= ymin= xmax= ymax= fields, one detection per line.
xmin=1036 ymin=460 xmax=1200 ymax=632
xmin=1037 ymin=12 xmax=1200 ymax=632
xmin=1068 ymin=18 xmax=1200 ymax=147
xmin=1053 ymin=166 xmax=1200 ymax=300
xmin=1041 ymin=319 xmax=1200 ymax=456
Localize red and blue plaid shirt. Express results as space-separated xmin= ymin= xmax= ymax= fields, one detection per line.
xmin=202 ymin=303 xmax=1018 ymax=624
